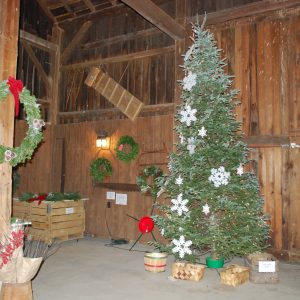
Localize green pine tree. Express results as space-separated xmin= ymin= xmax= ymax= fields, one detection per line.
xmin=153 ymin=24 xmax=270 ymax=262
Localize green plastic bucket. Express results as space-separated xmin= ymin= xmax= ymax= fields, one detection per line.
xmin=206 ymin=256 xmax=224 ymax=268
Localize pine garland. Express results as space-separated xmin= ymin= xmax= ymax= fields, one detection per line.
xmin=0 ymin=78 xmax=44 ymax=167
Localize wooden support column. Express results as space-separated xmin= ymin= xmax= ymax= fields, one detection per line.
xmin=50 ymin=25 xmax=64 ymax=125
xmin=0 ymin=0 xmax=20 ymax=234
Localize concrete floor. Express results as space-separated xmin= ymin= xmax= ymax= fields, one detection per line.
xmin=32 ymin=237 xmax=300 ymax=300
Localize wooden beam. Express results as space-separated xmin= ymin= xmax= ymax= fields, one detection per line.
xmin=0 ymin=0 xmax=20 ymax=234
xmin=60 ymin=0 xmax=76 ymax=17
xmin=58 ymin=3 xmax=126 ymax=25
xmin=195 ymin=0 xmax=300 ymax=26
xmin=108 ymin=0 xmax=118 ymax=6
xmin=37 ymin=0 xmax=57 ymax=23
xmin=22 ymin=41 xmax=51 ymax=91
xmin=57 ymin=103 xmax=175 ymax=123
xmin=82 ymin=27 xmax=159 ymax=50
xmin=121 ymin=0 xmax=186 ymax=40
xmin=243 ymin=135 xmax=290 ymax=148
xmin=61 ymin=45 xmax=174 ymax=70
xmin=61 ymin=21 xmax=92 ymax=63
xmin=19 ymin=30 xmax=58 ymax=52
xmin=82 ymin=0 xmax=95 ymax=12
xmin=50 ymin=26 xmax=64 ymax=125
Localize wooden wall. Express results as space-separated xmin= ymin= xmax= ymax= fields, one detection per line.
xmin=15 ymin=114 xmax=173 ymax=243
xmin=209 ymin=8 xmax=300 ymax=259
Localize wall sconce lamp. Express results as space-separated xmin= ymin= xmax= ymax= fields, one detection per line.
xmin=96 ymin=130 xmax=110 ymax=150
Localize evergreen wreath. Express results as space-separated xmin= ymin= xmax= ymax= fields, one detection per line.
xmin=136 ymin=166 xmax=163 ymax=199
xmin=115 ymin=135 xmax=139 ymax=163
xmin=90 ymin=157 xmax=112 ymax=183
xmin=0 ymin=77 xmax=44 ymax=167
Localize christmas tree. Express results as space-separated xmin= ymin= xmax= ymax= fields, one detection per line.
xmin=153 ymin=24 xmax=270 ymax=263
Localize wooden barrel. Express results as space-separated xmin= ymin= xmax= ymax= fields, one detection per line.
xmin=144 ymin=252 xmax=167 ymax=273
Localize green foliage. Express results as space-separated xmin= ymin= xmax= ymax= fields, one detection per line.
xmin=136 ymin=166 xmax=163 ymax=200
xmin=90 ymin=157 xmax=112 ymax=183
xmin=115 ymin=135 xmax=139 ymax=163
xmin=19 ymin=192 xmax=81 ymax=202
xmin=153 ymin=25 xmax=270 ymax=262
xmin=0 ymin=81 xmax=44 ymax=167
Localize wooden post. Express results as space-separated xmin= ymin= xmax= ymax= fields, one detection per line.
xmin=0 ymin=0 xmax=20 ymax=234
xmin=50 ymin=25 xmax=64 ymax=125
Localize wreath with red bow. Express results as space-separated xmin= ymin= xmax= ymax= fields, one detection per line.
xmin=0 ymin=77 xmax=44 ymax=166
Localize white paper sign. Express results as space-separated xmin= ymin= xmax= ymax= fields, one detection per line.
xmin=65 ymin=207 xmax=74 ymax=214
xmin=116 ymin=193 xmax=127 ymax=205
xmin=106 ymin=191 xmax=116 ymax=200
xmin=259 ymin=261 xmax=276 ymax=273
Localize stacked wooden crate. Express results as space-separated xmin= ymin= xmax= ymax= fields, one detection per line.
xmin=12 ymin=199 xmax=85 ymax=244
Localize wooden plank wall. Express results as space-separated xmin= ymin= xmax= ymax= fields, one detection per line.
xmin=15 ymin=115 xmax=173 ymax=243
xmin=210 ymin=9 xmax=300 ymax=258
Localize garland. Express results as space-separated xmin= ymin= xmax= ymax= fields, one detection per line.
xmin=136 ymin=166 xmax=163 ymax=199
xmin=90 ymin=157 xmax=112 ymax=183
xmin=19 ymin=192 xmax=81 ymax=204
xmin=115 ymin=135 xmax=139 ymax=163
xmin=0 ymin=77 xmax=44 ymax=167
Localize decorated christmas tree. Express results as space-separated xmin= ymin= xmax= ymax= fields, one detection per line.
xmin=153 ymin=24 xmax=270 ymax=263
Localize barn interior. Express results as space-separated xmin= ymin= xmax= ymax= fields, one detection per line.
xmin=0 ymin=0 xmax=300 ymax=299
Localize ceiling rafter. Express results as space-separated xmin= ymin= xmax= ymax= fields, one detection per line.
xmin=61 ymin=20 xmax=93 ymax=63
xmin=37 ymin=0 xmax=57 ymax=23
xmin=82 ymin=0 xmax=96 ymax=12
xmin=120 ymin=0 xmax=186 ymax=40
xmin=60 ymin=0 xmax=76 ymax=17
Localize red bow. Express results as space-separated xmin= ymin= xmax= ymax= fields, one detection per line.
xmin=28 ymin=193 xmax=47 ymax=205
xmin=7 ymin=76 xmax=23 ymax=117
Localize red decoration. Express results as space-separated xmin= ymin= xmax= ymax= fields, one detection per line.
xmin=118 ymin=144 xmax=124 ymax=151
xmin=7 ymin=76 xmax=23 ymax=116
xmin=28 ymin=193 xmax=47 ymax=205
xmin=0 ymin=229 xmax=24 ymax=269
xmin=138 ymin=216 xmax=154 ymax=233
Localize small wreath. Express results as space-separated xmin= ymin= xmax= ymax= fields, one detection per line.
xmin=90 ymin=157 xmax=113 ymax=183
xmin=115 ymin=135 xmax=139 ymax=163
xmin=136 ymin=166 xmax=163 ymax=199
xmin=0 ymin=77 xmax=44 ymax=167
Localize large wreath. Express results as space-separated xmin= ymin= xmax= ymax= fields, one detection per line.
xmin=0 ymin=77 xmax=44 ymax=167
xmin=115 ymin=135 xmax=139 ymax=163
xmin=90 ymin=157 xmax=113 ymax=183
xmin=136 ymin=166 xmax=164 ymax=199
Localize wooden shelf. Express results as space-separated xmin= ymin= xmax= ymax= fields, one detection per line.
xmin=93 ymin=182 xmax=141 ymax=192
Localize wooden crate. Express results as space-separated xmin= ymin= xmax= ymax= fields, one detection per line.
xmin=172 ymin=262 xmax=205 ymax=282
xmin=220 ymin=265 xmax=250 ymax=287
xmin=245 ymin=252 xmax=279 ymax=284
xmin=12 ymin=200 xmax=85 ymax=244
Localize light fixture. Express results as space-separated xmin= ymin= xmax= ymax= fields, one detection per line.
xmin=96 ymin=130 xmax=110 ymax=149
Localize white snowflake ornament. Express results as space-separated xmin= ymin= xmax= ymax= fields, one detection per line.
xmin=179 ymin=134 xmax=185 ymax=144
xmin=187 ymin=137 xmax=196 ymax=155
xmin=208 ymin=166 xmax=230 ymax=187
xmin=202 ymin=203 xmax=210 ymax=215
xmin=175 ymin=175 xmax=183 ymax=185
xmin=180 ymin=105 xmax=197 ymax=126
xmin=171 ymin=193 xmax=189 ymax=216
xmin=237 ymin=164 xmax=244 ymax=176
xmin=198 ymin=126 xmax=207 ymax=138
xmin=172 ymin=235 xmax=192 ymax=258
xmin=183 ymin=72 xmax=197 ymax=91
